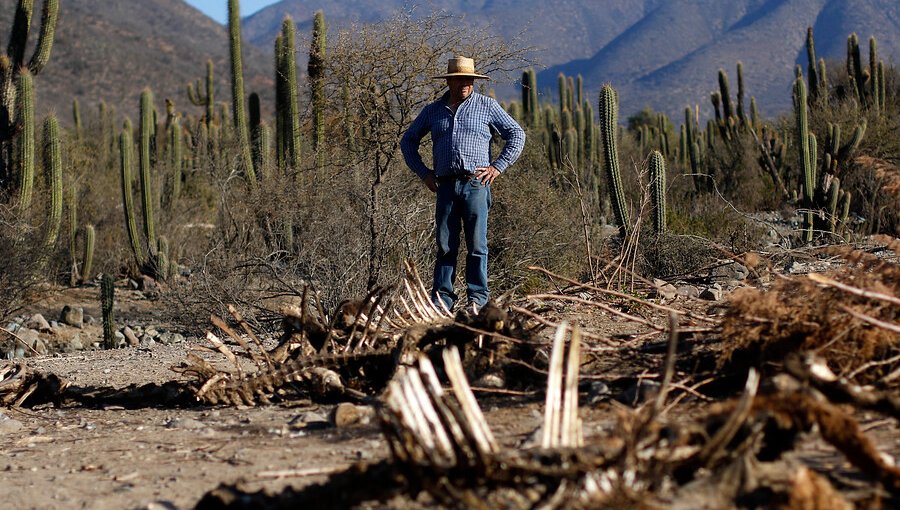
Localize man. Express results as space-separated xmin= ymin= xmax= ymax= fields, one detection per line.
xmin=401 ymin=56 xmax=525 ymax=312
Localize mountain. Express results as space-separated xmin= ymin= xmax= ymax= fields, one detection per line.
xmin=0 ymin=0 xmax=273 ymax=124
xmin=241 ymin=0 xmax=663 ymax=72
xmin=243 ymin=0 xmax=898 ymax=118
xmin=544 ymin=0 xmax=900 ymax=117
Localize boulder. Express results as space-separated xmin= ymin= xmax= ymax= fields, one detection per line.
xmin=60 ymin=306 xmax=84 ymax=329
xmin=25 ymin=313 xmax=51 ymax=331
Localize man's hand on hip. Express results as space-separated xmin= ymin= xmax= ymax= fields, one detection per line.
xmin=423 ymin=174 xmax=438 ymax=193
xmin=475 ymin=166 xmax=500 ymax=185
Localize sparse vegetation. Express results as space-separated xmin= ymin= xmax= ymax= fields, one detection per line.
xmin=0 ymin=2 xmax=897 ymax=507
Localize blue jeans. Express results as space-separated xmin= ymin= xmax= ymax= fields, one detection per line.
xmin=432 ymin=176 xmax=492 ymax=310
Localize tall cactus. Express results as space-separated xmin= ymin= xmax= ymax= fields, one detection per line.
xmin=101 ymin=273 xmax=115 ymax=349
xmin=0 ymin=0 xmax=59 ymax=190
xmin=792 ymin=77 xmax=814 ymax=242
xmin=41 ymin=114 xmax=62 ymax=254
xmin=120 ymin=119 xmax=145 ymax=268
xmin=309 ymin=10 xmax=326 ymax=167
xmin=598 ymin=84 xmax=629 ymax=235
xmin=227 ymin=0 xmax=257 ymax=186
xmin=649 ymin=150 xmax=667 ymax=234
xmin=139 ymin=89 xmax=157 ymax=254
xmin=187 ymin=59 xmax=215 ymax=127
xmin=276 ymin=17 xmax=301 ymax=171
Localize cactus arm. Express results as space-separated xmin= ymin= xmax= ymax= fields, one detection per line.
xmin=7 ymin=0 xmax=34 ymax=68
xmin=27 ymin=0 xmax=58 ymax=75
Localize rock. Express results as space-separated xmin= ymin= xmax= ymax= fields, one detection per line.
xmin=49 ymin=320 xmax=60 ymax=329
xmin=29 ymin=337 xmax=48 ymax=356
xmin=25 ymin=314 xmax=51 ymax=331
xmin=65 ymin=334 xmax=84 ymax=352
xmin=157 ymin=332 xmax=173 ymax=345
xmin=474 ymin=372 xmax=505 ymax=389
xmin=145 ymin=328 xmax=160 ymax=338
xmin=84 ymin=315 xmax=96 ymax=325
xmin=587 ymin=381 xmax=610 ymax=404
xmin=652 ymin=279 xmax=677 ymax=300
xmin=122 ymin=327 xmax=140 ymax=347
xmin=146 ymin=502 xmax=178 ymax=510
xmin=171 ymin=333 xmax=185 ymax=344
xmin=0 ymin=413 xmax=23 ymax=434
xmin=713 ymin=262 xmax=749 ymax=281
xmin=165 ymin=417 xmax=206 ymax=430
xmin=290 ymin=411 xmax=331 ymax=430
xmin=16 ymin=328 xmax=40 ymax=349
xmin=331 ymin=403 xmax=370 ymax=428
xmin=139 ymin=275 xmax=161 ymax=297
xmin=699 ymin=284 xmax=724 ymax=301
xmin=4 ymin=322 xmax=20 ymax=333
xmin=60 ymin=306 xmax=84 ymax=329
xmin=128 ymin=279 xmax=140 ymax=290
xmin=139 ymin=334 xmax=155 ymax=348
xmin=114 ymin=330 xmax=127 ymax=347
xmin=676 ymin=285 xmax=700 ymax=298
xmin=788 ymin=261 xmax=807 ymax=274
xmin=620 ymin=379 xmax=661 ymax=406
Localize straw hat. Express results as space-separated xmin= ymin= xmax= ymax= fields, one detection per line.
xmin=432 ymin=56 xmax=489 ymax=79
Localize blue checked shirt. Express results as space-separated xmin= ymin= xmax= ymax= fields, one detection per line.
xmin=401 ymin=92 xmax=525 ymax=179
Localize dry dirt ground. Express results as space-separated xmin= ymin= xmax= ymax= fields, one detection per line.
xmin=1 ymin=283 xmax=898 ymax=509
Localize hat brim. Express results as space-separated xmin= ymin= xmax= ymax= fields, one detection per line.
xmin=432 ymin=72 xmax=490 ymax=80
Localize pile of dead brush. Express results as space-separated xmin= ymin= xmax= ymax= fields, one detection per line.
xmin=197 ymin=320 xmax=899 ymax=509
xmin=719 ymin=237 xmax=899 ymax=389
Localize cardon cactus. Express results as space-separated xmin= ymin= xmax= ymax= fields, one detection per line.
xmin=276 ymin=18 xmax=301 ymax=171
xmin=187 ymin=59 xmax=215 ymax=127
xmin=120 ymin=119 xmax=145 ymax=268
xmin=41 ymin=114 xmax=62 ymax=254
xmin=598 ymin=84 xmax=629 ymax=235
xmin=139 ymin=89 xmax=157 ymax=254
xmin=793 ymin=77 xmax=814 ymax=242
xmin=309 ymin=10 xmax=326 ymax=166
xmin=101 ymin=273 xmax=115 ymax=349
xmin=649 ymin=150 xmax=667 ymax=234
xmin=227 ymin=0 xmax=257 ymax=186
xmin=0 ymin=0 xmax=59 ymax=191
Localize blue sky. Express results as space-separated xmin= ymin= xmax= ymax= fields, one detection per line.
xmin=183 ymin=0 xmax=281 ymax=24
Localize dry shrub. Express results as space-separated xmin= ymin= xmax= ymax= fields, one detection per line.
xmin=490 ymin=145 xmax=588 ymax=292
xmin=718 ymin=240 xmax=899 ymax=386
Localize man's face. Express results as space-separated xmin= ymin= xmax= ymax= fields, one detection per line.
xmin=447 ymin=76 xmax=475 ymax=100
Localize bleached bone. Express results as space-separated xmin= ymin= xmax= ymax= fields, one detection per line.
xmin=443 ymin=346 xmax=498 ymax=454
xmin=543 ymin=323 xmax=568 ymax=448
